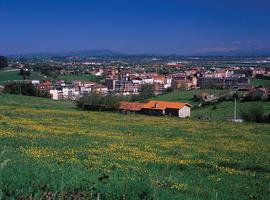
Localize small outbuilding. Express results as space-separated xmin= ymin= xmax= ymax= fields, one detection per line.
xmin=141 ymin=100 xmax=191 ymax=118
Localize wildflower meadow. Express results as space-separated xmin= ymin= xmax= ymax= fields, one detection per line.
xmin=0 ymin=94 xmax=269 ymax=199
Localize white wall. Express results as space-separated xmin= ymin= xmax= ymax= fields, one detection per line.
xmin=178 ymin=106 xmax=191 ymax=118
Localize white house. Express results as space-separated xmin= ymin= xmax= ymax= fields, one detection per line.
xmin=50 ymin=90 xmax=64 ymax=100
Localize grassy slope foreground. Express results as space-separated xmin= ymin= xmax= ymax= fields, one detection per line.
xmin=0 ymin=94 xmax=269 ymax=199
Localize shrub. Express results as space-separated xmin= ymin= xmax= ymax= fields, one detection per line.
xmin=264 ymin=113 xmax=270 ymax=123
xmin=76 ymin=93 xmax=120 ymax=111
xmin=240 ymin=105 xmax=265 ymax=123
xmin=192 ymin=95 xmax=200 ymax=102
xmin=241 ymin=92 xmax=266 ymax=102
xmin=212 ymin=104 xmax=217 ymax=110
xmin=262 ymin=94 xmax=270 ymax=102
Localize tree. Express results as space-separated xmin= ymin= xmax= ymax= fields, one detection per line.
xmin=101 ymin=93 xmax=120 ymax=110
xmin=33 ymin=64 xmax=60 ymax=78
xmin=19 ymin=67 xmax=31 ymax=80
xmin=157 ymin=67 xmax=170 ymax=75
xmin=130 ymin=84 xmax=155 ymax=102
xmin=76 ymin=92 xmax=120 ymax=111
xmin=139 ymin=84 xmax=155 ymax=101
xmin=0 ymin=56 xmax=8 ymax=69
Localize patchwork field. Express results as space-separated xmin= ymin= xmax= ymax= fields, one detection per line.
xmin=0 ymin=69 xmax=46 ymax=85
xmin=0 ymin=94 xmax=269 ymax=199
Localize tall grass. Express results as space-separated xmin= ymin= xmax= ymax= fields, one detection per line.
xmin=0 ymin=94 xmax=269 ymax=199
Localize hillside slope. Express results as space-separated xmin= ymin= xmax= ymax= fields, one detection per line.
xmin=153 ymin=89 xmax=270 ymax=120
xmin=0 ymin=94 xmax=269 ymax=199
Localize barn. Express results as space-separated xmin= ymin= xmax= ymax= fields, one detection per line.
xmin=141 ymin=100 xmax=191 ymax=118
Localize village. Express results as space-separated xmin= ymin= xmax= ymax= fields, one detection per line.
xmin=22 ymin=63 xmax=268 ymax=99
xmin=2 ymin=58 xmax=267 ymax=119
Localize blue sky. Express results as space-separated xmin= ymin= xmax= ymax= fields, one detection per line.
xmin=0 ymin=0 xmax=270 ymax=55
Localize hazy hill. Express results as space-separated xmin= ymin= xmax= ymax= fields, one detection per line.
xmin=198 ymin=48 xmax=270 ymax=56
xmin=8 ymin=49 xmax=123 ymax=59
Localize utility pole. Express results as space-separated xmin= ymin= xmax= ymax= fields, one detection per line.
xmin=234 ymin=98 xmax=237 ymax=121
xmin=19 ymin=81 xmax=21 ymax=96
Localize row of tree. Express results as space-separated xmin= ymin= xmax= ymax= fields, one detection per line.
xmin=3 ymin=82 xmax=50 ymax=98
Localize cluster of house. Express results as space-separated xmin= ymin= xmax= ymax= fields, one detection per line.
xmin=29 ymin=65 xmax=270 ymax=100
xmin=119 ymin=100 xmax=191 ymax=118
xmin=103 ymin=66 xmax=266 ymax=94
xmin=50 ymin=80 xmax=108 ymax=100
xmin=31 ymin=80 xmax=108 ymax=100
xmin=105 ymin=73 xmax=173 ymax=95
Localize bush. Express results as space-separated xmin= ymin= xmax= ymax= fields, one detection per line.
xmin=3 ymin=81 xmax=50 ymax=98
xmin=240 ymin=105 xmax=265 ymax=123
xmin=76 ymin=93 xmax=120 ymax=111
xmin=212 ymin=104 xmax=217 ymax=110
xmin=241 ymin=93 xmax=265 ymax=102
xmin=262 ymin=94 xmax=270 ymax=102
xmin=192 ymin=95 xmax=200 ymax=102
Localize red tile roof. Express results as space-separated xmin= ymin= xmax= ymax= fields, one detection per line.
xmin=142 ymin=100 xmax=191 ymax=110
xmin=119 ymin=101 xmax=145 ymax=111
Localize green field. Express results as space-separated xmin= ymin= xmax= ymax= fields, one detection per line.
xmin=0 ymin=70 xmax=22 ymax=84
xmin=192 ymin=100 xmax=270 ymax=120
xmin=251 ymin=78 xmax=270 ymax=88
xmin=153 ymin=89 xmax=228 ymax=104
xmin=154 ymin=89 xmax=270 ymax=120
xmin=56 ymin=74 xmax=104 ymax=83
xmin=0 ymin=69 xmax=104 ymax=85
xmin=0 ymin=94 xmax=269 ymax=199
xmin=0 ymin=70 xmax=46 ymax=85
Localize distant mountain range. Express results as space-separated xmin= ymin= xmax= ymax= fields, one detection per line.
xmin=7 ymin=48 xmax=270 ymax=58
xmin=197 ymin=48 xmax=270 ymax=56
xmin=9 ymin=49 xmax=124 ymax=58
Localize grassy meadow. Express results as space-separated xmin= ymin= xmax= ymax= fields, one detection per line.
xmin=192 ymin=100 xmax=270 ymax=120
xmin=56 ymin=74 xmax=104 ymax=83
xmin=153 ymin=89 xmax=270 ymax=120
xmin=0 ymin=69 xmax=103 ymax=86
xmin=0 ymin=70 xmax=22 ymax=84
xmin=0 ymin=94 xmax=269 ymax=199
xmin=0 ymin=70 xmax=47 ymax=85
xmin=153 ymin=89 xmax=228 ymax=104
xmin=251 ymin=78 xmax=270 ymax=88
